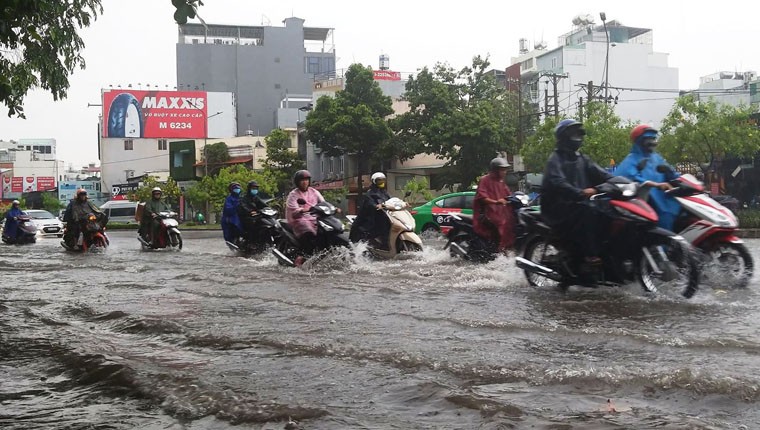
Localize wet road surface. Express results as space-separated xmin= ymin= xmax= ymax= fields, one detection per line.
xmin=1 ymin=231 xmax=759 ymax=429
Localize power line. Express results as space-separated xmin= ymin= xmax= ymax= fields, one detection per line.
xmin=99 ymin=153 xmax=170 ymax=165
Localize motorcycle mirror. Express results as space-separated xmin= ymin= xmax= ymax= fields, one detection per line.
xmin=404 ymin=191 xmax=412 ymax=198
xmin=297 ymin=198 xmax=306 ymax=205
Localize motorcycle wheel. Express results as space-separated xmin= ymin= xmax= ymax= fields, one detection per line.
xmin=275 ymin=236 xmax=299 ymax=266
xmin=397 ymin=239 xmax=422 ymax=253
xmin=170 ymin=232 xmax=183 ymax=250
xmin=522 ymin=236 xmax=562 ymax=289
xmin=704 ymin=242 xmax=753 ymax=289
xmin=637 ymin=238 xmax=699 ymax=299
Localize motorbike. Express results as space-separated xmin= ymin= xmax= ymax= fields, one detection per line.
xmin=138 ymin=211 xmax=182 ymax=250
xmin=61 ymin=213 xmax=110 ymax=252
xmin=444 ymin=192 xmax=531 ymax=262
xmin=1 ymin=215 xmax=38 ymax=245
xmin=515 ymin=176 xmax=701 ymax=298
xmin=227 ymin=207 xmax=281 ymax=256
xmin=349 ymin=196 xmax=423 ymax=259
xmin=272 ymin=199 xmax=350 ymax=267
xmin=658 ymin=166 xmax=753 ymax=288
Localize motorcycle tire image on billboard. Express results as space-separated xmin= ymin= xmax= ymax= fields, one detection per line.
xmin=102 ymin=90 xmax=208 ymax=139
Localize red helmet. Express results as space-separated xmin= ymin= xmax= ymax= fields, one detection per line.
xmin=630 ymin=124 xmax=658 ymax=143
xmin=76 ymin=188 xmax=88 ymax=196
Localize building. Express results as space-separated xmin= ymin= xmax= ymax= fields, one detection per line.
xmin=509 ymin=16 xmax=678 ymax=128
xmin=176 ymin=17 xmax=335 ymax=138
xmin=689 ymin=71 xmax=757 ymax=107
xmin=98 ymin=89 xmax=236 ymax=199
xmin=0 ymin=139 xmax=64 ymax=202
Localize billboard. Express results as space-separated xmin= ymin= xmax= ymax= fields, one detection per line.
xmin=373 ymin=70 xmax=401 ymax=81
xmin=110 ymin=183 xmax=140 ymax=200
xmin=2 ymin=176 xmax=56 ymax=194
xmin=102 ymin=90 xmax=208 ymax=139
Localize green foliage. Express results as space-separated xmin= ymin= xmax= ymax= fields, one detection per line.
xmin=0 ymin=0 xmax=103 ymax=117
xmin=129 ymin=177 xmax=182 ymax=208
xmin=203 ymin=141 xmax=230 ymax=175
xmin=171 ymin=0 xmax=204 ymax=25
xmin=520 ymin=102 xmax=629 ymax=172
xmin=402 ymin=176 xmax=434 ymax=204
xmin=262 ymin=128 xmax=305 ymax=195
xmin=320 ymin=187 xmax=349 ymax=205
xmin=41 ymin=192 xmax=63 ymax=213
xmin=737 ymin=209 xmax=760 ymax=229
xmin=306 ymin=63 xmax=395 ymax=194
xmin=392 ymin=55 xmax=518 ymax=190
xmin=658 ymin=94 xmax=760 ymax=167
xmin=183 ymin=165 xmax=277 ymax=215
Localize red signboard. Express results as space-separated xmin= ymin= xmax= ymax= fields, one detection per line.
xmin=373 ymin=70 xmax=401 ymax=81
xmin=11 ymin=177 xmax=22 ymax=193
xmin=102 ymin=90 xmax=208 ymax=139
xmin=37 ymin=177 xmax=56 ymax=191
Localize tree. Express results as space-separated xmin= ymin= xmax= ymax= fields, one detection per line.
xmin=0 ymin=0 xmax=103 ymax=117
xmin=203 ymin=141 xmax=230 ymax=175
xmin=392 ymin=55 xmax=518 ymax=190
xmin=129 ymin=176 xmax=182 ymax=208
xmin=41 ymin=192 xmax=63 ymax=214
xmin=402 ymin=176 xmax=433 ymax=205
xmin=171 ymin=0 xmax=204 ymax=25
xmin=305 ymin=63 xmax=394 ymax=196
xmin=520 ymin=102 xmax=630 ymax=173
xmin=183 ymin=165 xmax=277 ymax=219
xmin=262 ymin=128 xmax=305 ymax=195
xmin=658 ymin=94 xmax=760 ymax=169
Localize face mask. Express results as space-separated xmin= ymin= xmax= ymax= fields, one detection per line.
xmin=232 ymin=188 xmax=241 ymax=195
xmin=640 ymin=138 xmax=658 ymax=154
xmin=377 ymin=182 xmax=386 ymax=189
xmin=249 ymin=189 xmax=259 ymax=196
xmin=562 ymin=139 xmax=582 ymax=152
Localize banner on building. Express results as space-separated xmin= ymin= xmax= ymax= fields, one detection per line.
xmin=373 ymin=70 xmax=401 ymax=81
xmin=102 ymin=90 xmax=208 ymax=139
xmin=11 ymin=177 xmax=23 ymax=193
xmin=110 ymin=183 xmax=140 ymax=200
xmin=37 ymin=177 xmax=56 ymax=191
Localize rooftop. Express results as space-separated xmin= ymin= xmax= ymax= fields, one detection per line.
xmin=179 ymin=22 xmax=333 ymax=42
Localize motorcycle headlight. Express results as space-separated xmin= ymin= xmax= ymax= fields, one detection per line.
xmin=616 ymin=183 xmax=637 ymax=198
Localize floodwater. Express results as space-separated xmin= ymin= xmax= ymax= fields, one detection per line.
xmin=1 ymin=230 xmax=759 ymax=429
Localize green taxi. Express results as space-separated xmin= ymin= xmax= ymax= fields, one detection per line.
xmin=410 ymin=191 xmax=475 ymax=235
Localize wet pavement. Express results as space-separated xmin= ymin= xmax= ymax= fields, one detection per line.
xmin=1 ymin=230 xmax=759 ymax=429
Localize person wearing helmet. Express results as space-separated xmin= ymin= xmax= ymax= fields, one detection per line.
xmin=221 ymin=182 xmax=243 ymax=244
xmin=62 ymin=188 xmax=103 ymax=248
xmin=140 ymin=187 xmax=172 ymax=243
xmin=237 ymin=180 xmax=270 ymax=240
xmin=472 ymin=157 xmax=515 ymax=252
xmin=541 ymin=119 xmax=613 ymax=266
xmin=349 ymin=172 xmax=392 ymax=247
xmin=286 ymin=170 xmax=325 ymax=258
xmin=617 ymin=124 xmax=680 ymax=230
xmin=2 ymin=200 xmax=25 ymax=242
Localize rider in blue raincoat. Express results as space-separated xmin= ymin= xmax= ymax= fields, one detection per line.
xmin=617 ymin=124 xmax=680 ymax=231
xmin=3 ymin=200 xmax=24 ymax=240
xmin=221 ymin=182 xmax=243 ymax=243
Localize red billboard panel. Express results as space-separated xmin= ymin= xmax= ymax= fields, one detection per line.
xmin=37 ymin=177 xmax=56 ymax=191
xmin=102 ymin=90 xmax=208 ymax=139
xmin=11 ymin=177 xmax=22 ymax=193
xmin=373 ymin=70 xmax=401 ymax=81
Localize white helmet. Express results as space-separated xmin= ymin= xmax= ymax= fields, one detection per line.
xmin=371 ymin=172 xmax=386 ymax=185
xmin=151 ymin=187 xmax=162 ymax=193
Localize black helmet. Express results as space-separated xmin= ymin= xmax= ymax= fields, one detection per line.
xmin=554 ymin=119 xmax=585 ymax=140
xmin=247 ymin=180 xmax=259 ymax=190
xmin=293 ymin=170 xmax=311 ymax=186
xmin=228 ymin=182 xmax=241 ymax=193
xmin=489 ymin=157 xmax=510 ymax=171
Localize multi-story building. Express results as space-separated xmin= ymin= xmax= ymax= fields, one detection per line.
xmin=0 ymin=139 xmax=64 ymax=202
xmin=509 ymin=16 xmax=678 ymax=128
xmin=690 ymin=71 xmax=757 ymax=107
xmin=176 ymin=17 xmax=335 ymax=138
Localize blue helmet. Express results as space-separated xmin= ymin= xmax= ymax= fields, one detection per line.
xmin=554 ymin=119 xmax=584 ymax=140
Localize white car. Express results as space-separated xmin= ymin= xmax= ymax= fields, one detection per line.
xmin=25 ymin=209 xmax=65 ymax=237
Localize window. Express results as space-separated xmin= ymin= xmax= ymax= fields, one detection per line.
xmin=307 ymin=56 xmax=321 ymax=74
xmin=441 ymin=196 xmax=465 ymax=209
xmin=158 ymin=139 xmax=167 ymax=150
xmin=463 ymin=195 xmax=475 ymax=209
xmin=551 ymin=57 xmax=557 ymax=69
xmin=124 ymin=139 xmax=133 ymax=150
xmin=173 ymin=152 xmax=183 ymax=168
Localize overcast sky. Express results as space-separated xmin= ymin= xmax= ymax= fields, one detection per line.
xmin=1 ymin=0 xmax=758 ymax=168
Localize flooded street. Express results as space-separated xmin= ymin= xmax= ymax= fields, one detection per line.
xmin=2 ymin=231 xmax=760 ymax=429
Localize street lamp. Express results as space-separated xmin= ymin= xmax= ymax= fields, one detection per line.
xmin=600 ymin=12 xmax=610 ymax=102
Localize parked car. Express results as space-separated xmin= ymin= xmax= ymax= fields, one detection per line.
xmin=99 ymin=200 xmax=139 ymax=224
xmin=25 ymin=209 xmax=65 ymax=237
xmin=410 ymin=191 xmax=475 ymax=235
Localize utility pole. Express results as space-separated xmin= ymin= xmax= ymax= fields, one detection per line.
xmin=541 ymin=72 xmax=567 ymax=119
xmin=578 ymin=97 xmax=584 ymax=121
xmin=544 ymin=88 xmax=549 ymax=119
